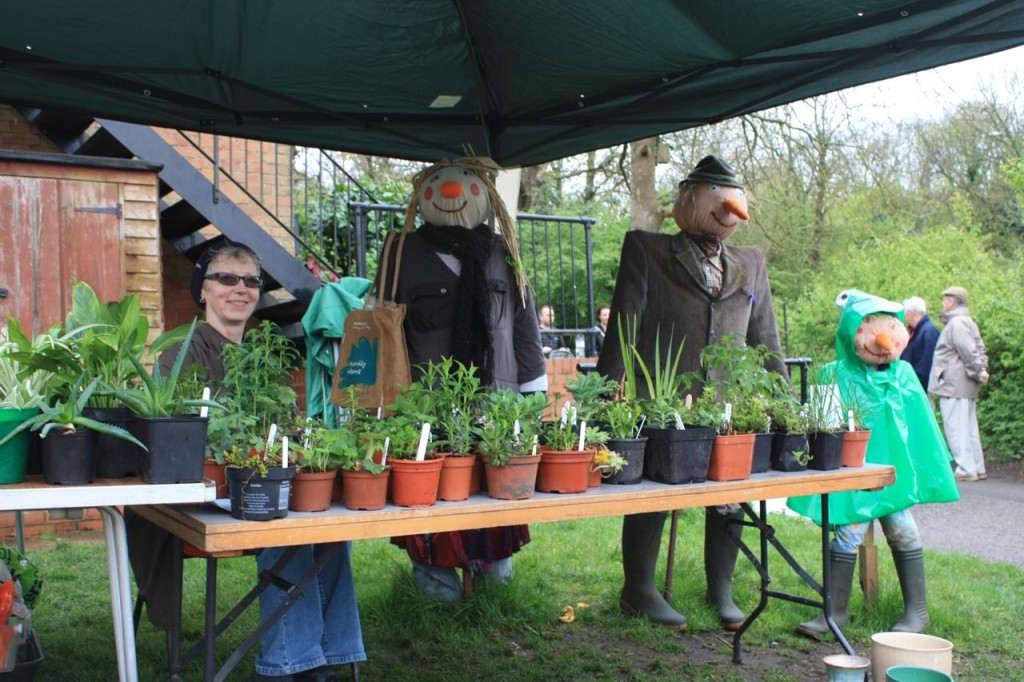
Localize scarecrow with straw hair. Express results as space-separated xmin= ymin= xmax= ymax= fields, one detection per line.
xmin=383 ymin=155 xmax=547 ymax=600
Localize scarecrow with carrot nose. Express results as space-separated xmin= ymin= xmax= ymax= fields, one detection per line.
xmin=596 ymin=155 xmax=789 ymax=631
xmin=788 ymin=290 xmax=959 ymax=638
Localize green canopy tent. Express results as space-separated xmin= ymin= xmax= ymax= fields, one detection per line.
xmin=2 ymin=1 xmax=1023 ymax=166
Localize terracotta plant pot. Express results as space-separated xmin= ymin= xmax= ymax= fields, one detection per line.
xmin=469 ymin=454 xmax=485 ymax=495
xmin=587 ymin=465 xmax=602 ymax=487
xmin=841 ymin=429 xmax=871 ymax=467
xmin=437 ymin=454 xmax=476 ymax=501
xmin=707 ymin=433 xmax=756 ymax=482
xmin=204 ymin=459 xmax=229 ymax=499
xmin=341 ymin=468 xmax=390 ymax=510
xmin=536 ymin=449 xmax=593 ymax=493
xmin=483 ymin=454 xmax=540 ymax=500
xmin=389 ymin=457 xmax=443 ymax=507
xmin=290 ymin=469 xmax=338 ymax=512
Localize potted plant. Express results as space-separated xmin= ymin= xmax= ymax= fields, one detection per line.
xmin=406 ymin=358 xmax=482 ymax=502
xmin=381 ymin=414 xmax=443 ymax=508
xmin=614 ymin=314 xmax=710 ymax=485
xmin=339 ymin=413 xmax=391 ymax=511
xmin=64 ymin=282 xmax=190 ymax=477
xmin=705 ymin=396 xmax=756 ymax=482
xmin=536 ymin=397 xmax=595 ymax=494
xmin=590 ymin=445 xmax=628 ymax=484
xmin=805 ymin=365 xmax=844 ymax=471
xmin=598 ymin=397 xmax=647 ymax=484
xmin=837 ymin=387 xmax=872 ymax=468
xmin=0 ymin=319 xmax=73 ymax=484
xmin=289 ymin=418 xmax=347 ymax=512
xmin=223 ymin=435 xmax=296 ymax=521
xmin=1 ymin=375 xmax=147 ymax=485
xmin=474 ymin=389 xmax=546 ymax=500
xmin=206 ymin=320 xmax=301 ymax=494
xmin=766 ymin=396 xmax=810 ymax=472
xmin=108 ymin=319 xmax=220 ymax=484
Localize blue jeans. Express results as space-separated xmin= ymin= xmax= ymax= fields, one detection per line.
xmin=255 ymin=542 xmax=366 ymax=676
xmin=831 ymin=508 xmax=922 ymax=554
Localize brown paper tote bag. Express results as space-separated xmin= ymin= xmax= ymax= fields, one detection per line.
xmin=330 ymin=231 xmax=412 ymax=410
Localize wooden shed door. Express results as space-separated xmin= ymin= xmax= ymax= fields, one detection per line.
xmin=0 ymin=175 xmax=124 ymax=337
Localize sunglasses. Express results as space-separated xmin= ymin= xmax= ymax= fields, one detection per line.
xmin=204 ymin=272 xmax=263 ymax=289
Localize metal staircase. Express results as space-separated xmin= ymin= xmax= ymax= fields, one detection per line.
xmin=17 ymin=109 xmax=321 ymax=340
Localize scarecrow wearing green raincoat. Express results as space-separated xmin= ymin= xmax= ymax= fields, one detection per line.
xmin=788 ymin=289 xmax=959 ymax=638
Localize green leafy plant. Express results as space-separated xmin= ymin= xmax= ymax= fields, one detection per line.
xmin=63 ymin=282 xmax=190 ymax=407
xmin=600 ymin=397 xmax=645 ymax=439
xmin=640 ymin=394 xmax=688 ymax=429
xmin=0 ymin=375 xmax=146 ymax=449
xmin=292 ymin=418 xmax=353 ymax=472
xmin=0 ymin=319 xmax=75 ymax=410
xmin=390 ymin=358 xmax=483 ymax=454
xmin=565 ymin=372 xmax=616 ymax=424
xmin=728 ymin=395 xmax=771 ymax=435
xmin=590 ymin=447 xmax=627 ymax=476
xmin=107 ymin=319 xmax=220 ymax=418
xmin=766 ymin=395 xmax=806 ymax=433
xmin=473 ymin=389 xmax=547 ymax=467
xmin=223 ymin=437 xmax=285 ymax=477
xmin=380 ymin=415 xmax=428 ymax=460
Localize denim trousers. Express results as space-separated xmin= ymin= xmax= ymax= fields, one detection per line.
xmin=255 ymin=541 xmax=366 ymax=676
xmin=831 ymin=508 xmax=922 ymax=554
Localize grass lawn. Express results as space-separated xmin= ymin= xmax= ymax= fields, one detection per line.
xmin=14 ymin=508 xmax=1024 ymax=680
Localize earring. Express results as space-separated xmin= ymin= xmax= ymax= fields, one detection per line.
xmin=200 ymin=296 xmax=206 ymax=304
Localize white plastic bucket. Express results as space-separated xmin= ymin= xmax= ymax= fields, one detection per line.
xmin=823 ymin=654 xmax=871 ymax=681
xmin=871 ymin=632 xmax=953 ymax=682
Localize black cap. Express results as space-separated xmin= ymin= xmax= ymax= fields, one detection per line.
xmin=189 ymin=240 xmax=258 ymax=308
xmin=682 ymin=155 xmax=743 ymax=189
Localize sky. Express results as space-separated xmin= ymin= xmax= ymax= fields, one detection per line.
xmin=837 ymin=44 xmax=1024 ymax=122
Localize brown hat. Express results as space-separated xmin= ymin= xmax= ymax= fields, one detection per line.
xmin=942 ymin=286 xmax=969 ymax=304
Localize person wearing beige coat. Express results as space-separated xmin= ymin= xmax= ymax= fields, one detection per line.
xmin=928 ymin=286 xmax=989 ymax=481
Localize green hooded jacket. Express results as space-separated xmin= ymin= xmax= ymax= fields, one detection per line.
xmin=302 ymin=277 xmax=373 ymax=426
xmin=787 ymin=290 xmax=959 ymax=525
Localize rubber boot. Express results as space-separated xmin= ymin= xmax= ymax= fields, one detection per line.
xmin=704 ymin=509 xmax=746 ymax=630
xmin=891 ymin=548 xmax=931 ymax=633
xmin=619 ymin=512 xmax=688 ymax=630
xmin=796 ymin=550 xmax=857 ymax=639
xmin=412 ymin=561 xmax=463 ymax=601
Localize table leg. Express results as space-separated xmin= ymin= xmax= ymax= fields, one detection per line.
xmin=98 ymin=506 xmax=139 ymax=682
xmin=820 ymin=494 xmax=854 ymax=655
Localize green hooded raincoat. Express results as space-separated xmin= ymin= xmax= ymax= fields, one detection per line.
xmin=787 ymin=290 xmax=959 ymax=526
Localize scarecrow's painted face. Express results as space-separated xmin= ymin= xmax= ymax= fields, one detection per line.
xmin=672 ymin=181 xmax=749 ymax=240
xmin=853 ymin=313 xmax=909 ymax=366
xmin=418 ymin=165 xmax=491 ymax=228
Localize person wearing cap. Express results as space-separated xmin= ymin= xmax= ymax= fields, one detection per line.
xmin=900 ymin=296 xmax=940 ymax=390
xmin=596 ymin=155 xmax=788 ymax=631
xmin=128 ymin=242 xmax=365 ymax=681
xmin=928 ymin=286 xmax=990 ymax=482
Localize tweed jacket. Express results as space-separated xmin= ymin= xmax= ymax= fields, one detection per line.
xmin=383 ymin=230 xmax=547 ymax=390
xmin=596 ymin=230 xmax=787 ymax=397
xmin=928 ymin=306 xmax=987 ymax=399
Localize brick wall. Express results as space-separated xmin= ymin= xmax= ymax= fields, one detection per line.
xmin=0 ymin=105 xmax=60 ymax=153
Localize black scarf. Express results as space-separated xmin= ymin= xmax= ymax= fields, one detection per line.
xmin=417 ymin=223 xmax=495 ymax=386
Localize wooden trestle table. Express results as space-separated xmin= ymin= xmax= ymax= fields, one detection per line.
xmin=134 ymin=463 xmax=894 ymax=681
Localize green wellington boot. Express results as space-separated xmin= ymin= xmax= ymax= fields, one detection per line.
xmin=891 ymin=548 xmax=931 ymax=633
xmin=704 ymin=509 xmax=746 ymax=630
xmin=796 ymin=550 xmax=857 ymax=639
xmin=619 ymin=512 xmax=688 ymax=630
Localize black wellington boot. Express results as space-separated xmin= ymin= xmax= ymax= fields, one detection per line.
xmin=891 ymin=548 xmax=931 ymax=633
xmin=704 ymin=508 xmax=746 ymax=630
xmin=619 ymin=512 xmax=688 ymax=630
xmin=796 ymin=550 xmax=857 ymax=639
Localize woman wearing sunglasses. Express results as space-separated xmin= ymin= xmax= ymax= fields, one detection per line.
xmin=128 ymin=242 xmax=365 ymax=681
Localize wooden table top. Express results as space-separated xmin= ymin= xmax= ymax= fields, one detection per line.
xmin=133 ymin=464 xmax=894 ymax=555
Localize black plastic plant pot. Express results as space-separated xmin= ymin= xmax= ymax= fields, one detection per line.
xmin=641 ymin=426 xmax=715 ymax=484
xmin=84 ymin=407 xmax=140 ymax=479
xmin=770 ymin=432 xmax=809 ymax=472
xmin=808 ymin=430 xmax=843 ymax=471
xmin=227 ymin=466 xmax=296 ymax=521
xmin=751 ymin=432 xmax=773 ymax=474
xmin=41 ymin=428 xmax=97 ymax=485
xmin=134 ymin=416 xmax=208 ymax=484
xmin=604 ymin=437 xmax=647 ymax=484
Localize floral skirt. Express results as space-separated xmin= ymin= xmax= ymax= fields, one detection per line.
xmin=391 ymin=526 xmax=530 ymax=570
